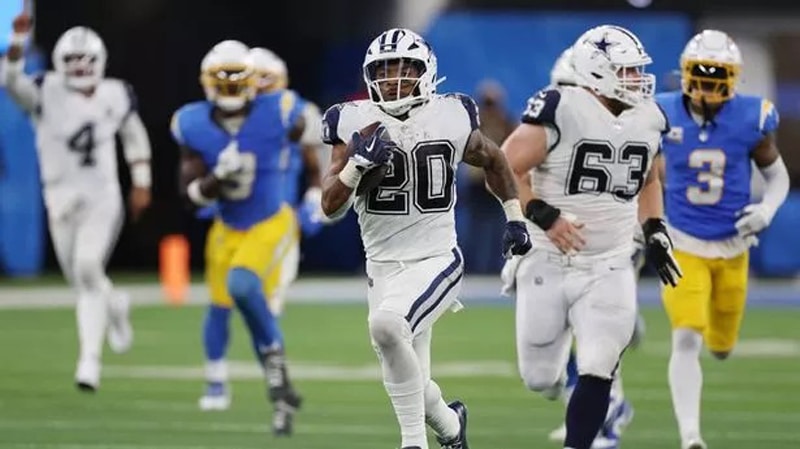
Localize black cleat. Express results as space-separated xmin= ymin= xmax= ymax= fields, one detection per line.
xmin=436 ymin=400 xmax=469 ymax=449
xmin=76 ymin=381 xmax=97 ymax=393
xmin=263 ymin=347 xmax=303 ymax=436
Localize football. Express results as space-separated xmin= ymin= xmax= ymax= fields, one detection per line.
xmin=350 ymin=121 xmax=392 ymax=196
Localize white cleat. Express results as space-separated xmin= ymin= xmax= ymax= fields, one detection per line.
xmin=75 ymin=357 xmax=101 ymax=392
xmin=198 ymin=383 xmax=231 ymax=411
xmin=107 ymin=292 xmax=133 ymax=354
xmin=198 ymin=393 xmax=231 ymax=411
xmin=548 ymin=422 xmax=566 ymax=442
xmin=684 ymin=438 xmax=707 ymax=449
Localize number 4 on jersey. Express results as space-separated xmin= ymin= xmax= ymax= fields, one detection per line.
xmin=68 ymin=123 xmax=96 ymax=167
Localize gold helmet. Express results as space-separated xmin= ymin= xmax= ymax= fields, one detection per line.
xmin=200 ymin=40 xmax=256 ymax=111
xmin=680 ymin=30 xmax=742 ymax=104
xmin=249 ymin=47 xmax=288 ymax=94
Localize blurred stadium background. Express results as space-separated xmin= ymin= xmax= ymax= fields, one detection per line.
xmin=1 ymin=0 xmax=799 ymax=448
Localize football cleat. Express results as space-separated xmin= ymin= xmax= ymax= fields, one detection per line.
xmin=75 ymin=357 xmax=100 ymax=393
xmin=592 ymin=399 xmax=634 ymax=449
xmin=263 ymin=347 xmax=303 ymax=436
xmin=684 ymin=438 xmax=707 ymax=449
xmin=436 ymin=400 xmax=469 ymax=449
xmin=548 ymin=423 xmax=566 ymax=442
xmin=198 ymin=382 xmax=231 ymax=411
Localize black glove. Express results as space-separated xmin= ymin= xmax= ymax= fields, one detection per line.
xmin=642 ymin=218 xmax=683 ymax=287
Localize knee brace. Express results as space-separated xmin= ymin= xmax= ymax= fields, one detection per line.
xmin=368 ymin=309 xmax=412 ymax=351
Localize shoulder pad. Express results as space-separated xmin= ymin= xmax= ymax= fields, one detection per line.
xmin=521 ymin=88 xmax=560 ymax=126
xmin=758 ymin=97 xmax=779 ymax=134
xmin=444 ymin=92 xmax=480 ymax=131
xmin=170 ymin=102 xmax=206 ymax=146
xmin=322 ymin=103 xmax=346 ymax=145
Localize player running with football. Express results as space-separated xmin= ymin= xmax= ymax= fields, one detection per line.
xmin=502 ymin=25 xmax=682 ymax=449
xmin=321 ymin=28 xmax=532 ymax=449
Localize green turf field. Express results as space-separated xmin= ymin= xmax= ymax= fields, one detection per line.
xmin=0 ymin=303 xmax=798 ymax=449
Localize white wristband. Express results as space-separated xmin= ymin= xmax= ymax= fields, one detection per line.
xmin=502 ymin=199 xmax=525 ymax=222
xmin=187 ymin=179 xmax=214 ymax=206
xmin=131 ymin=163 xmax=151 ymax=188
xmin=10 ymin=32 xmax=28 ymax=47
xmin=338 ymin=160 xmax=362 ymax=189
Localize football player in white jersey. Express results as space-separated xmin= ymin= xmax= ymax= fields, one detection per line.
xmin=535 ymin=46 xmax=639 ymax=449
xmin=320 ymin=28 xmax=532 ymax=449
xmin=2 ymin=15 xmax=151 ymax=392
xmin=502 ymin=25 xmax=682 ymax=449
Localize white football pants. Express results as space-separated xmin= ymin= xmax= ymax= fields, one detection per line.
xmin=45 ymin=186 xmax=123 ymax=365
xmin=514 ymin=249 xmax=637 ymax=393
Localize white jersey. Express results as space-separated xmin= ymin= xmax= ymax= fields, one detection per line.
xmin=522 ymin=86 xmax=667 ymax=258
xmin=32 ymin=73 xmax=135 ymax=191
xmin=322 ymin=94 xmax=479 ymax=262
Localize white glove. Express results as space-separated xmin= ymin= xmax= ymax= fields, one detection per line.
xmin=735 ymin=203 xmax=773 ymax=238
xmin=213 ymin=141 xmax=242 ymax=180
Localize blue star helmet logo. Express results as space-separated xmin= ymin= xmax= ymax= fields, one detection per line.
xmin=593 ymin=35 xmax=617 ymax=54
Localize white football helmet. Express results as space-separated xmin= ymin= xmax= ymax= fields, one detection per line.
xmin=571 ymin=25 xmax=654 ymax=106
xmin=200 ymin=40 xmax=256 ymax=112
xmin=52 ymin=27 xmax=107 ymax=90
xmin=680 ymin=30 xmax=742 ymax=104
xmin=550 ymin=47 xmax=578 ymax=86
xmin=363 ymin=28 xmax=440 ymax=116
xmin=249 ymin=47 xmax=288 ymax=93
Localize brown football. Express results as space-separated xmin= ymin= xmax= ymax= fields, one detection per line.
xmin=349 ymin=121 xmax=392 ymax=196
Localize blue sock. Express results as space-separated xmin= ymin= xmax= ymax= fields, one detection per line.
xmin=203 ymin=304 xmax=232 ymax=361
xmin=227 ymin=267 xmax=283 ymax=355
xmin=565 ymin=375 xmax=612 ymax=449
xmin=566 ymin=350 xmax=579 ymax=390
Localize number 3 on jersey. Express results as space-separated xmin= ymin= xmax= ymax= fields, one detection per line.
xmin=366 ymin=141 xmax=455 ymax=215
xmin=686 ymin=148 xmax=725 ymax=205
xmin=68 ymin=123 xmax=96 ymax=167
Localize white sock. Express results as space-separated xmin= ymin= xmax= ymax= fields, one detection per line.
xmin=384 ymin=378 xmax=426 ymax=449
xmin=375 ymin=319 xmax=426 ymax=449
xmin=424 ymin=380 xmax=459 ymax=441
xmin=205 ymin=359 xmax=229 ymax=384
xmin=76 ymin=292 xmax=109 ymax=363
xmin=669 ymin=328 xmax=704 ymax=442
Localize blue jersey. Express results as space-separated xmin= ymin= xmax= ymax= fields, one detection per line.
xmin=172 ymin=92 xmax=303 ymax=230
xmin=656 ymin=92 xmax=779 ymax=240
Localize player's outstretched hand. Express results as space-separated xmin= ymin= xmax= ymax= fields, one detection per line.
xmin=349 ymin=125 xmax=394 ymax=171
xmin=13 ymin=13 xmax=33 ymax=34
xmin=546 ymin=214 xmax=585 ymax=255
xmin=642 ymin=218 xmax=683 ymax=287
xmin=502 ymin=221 xmax=532 ymax=259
